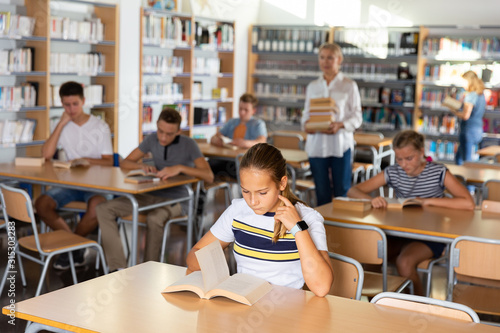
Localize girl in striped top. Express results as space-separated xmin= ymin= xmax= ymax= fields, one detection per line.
xmin=347 ymin=130 xmax=474 ymax=295
xmin=187 ymin=143 xmax=334 ymax=297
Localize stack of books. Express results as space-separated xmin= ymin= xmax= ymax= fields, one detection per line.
xmin=305 ymin=97 xmax=336 ymax=131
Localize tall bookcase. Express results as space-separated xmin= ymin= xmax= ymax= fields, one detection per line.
xmin=139 ymin=8 xmax=235 ymax=140
xmin=247 ymin=25 xmax=333 ymax=132
xmin=0 ymin=0 xmax=119 ymax=160
xmin=416 ymin=26 xmax=500 ymax=162
xmin=247 ymin=25 xmax=419 ymax=134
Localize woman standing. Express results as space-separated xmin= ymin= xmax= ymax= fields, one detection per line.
xmin=301 ymin=42 xmax=362 ymax=206
xmin=450 ymin=70 xmax=486 ymax=165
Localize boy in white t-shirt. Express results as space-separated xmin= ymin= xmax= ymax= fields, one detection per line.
xmin=34 ymin=81 xmax=113 ymax=270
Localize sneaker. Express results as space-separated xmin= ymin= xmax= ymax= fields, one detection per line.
xmin=53 ymin=249 xmax=86 ymax=270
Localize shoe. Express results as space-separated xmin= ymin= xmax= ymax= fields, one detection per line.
xmin=53 ymin=249 xmax=87 ymax=270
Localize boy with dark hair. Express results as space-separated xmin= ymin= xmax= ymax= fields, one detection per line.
xmin=96 ymin=108 xmax=214 ymax=272
xmin=35 ymin=81 xmax=113 ymax=269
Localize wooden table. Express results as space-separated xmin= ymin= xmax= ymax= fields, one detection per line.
xmin=0 ymin=163 xmax=200 ymax=265
xmin=3 ymin=261 xmax=499 ymax=333
xmin=478 ymin=145 xmax=500 ymax=157
xmin=316 ymin=203 xmax=500 ymax=243
xmin=446 ymin=163 xmax=500 ymax=184
xmin=354 ymin=133 xmax=395 ymax=174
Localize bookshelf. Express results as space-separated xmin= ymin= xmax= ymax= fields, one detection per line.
xmin=416 ymin=26 xmax=500 ymax=162
xmin=0 ymin=0 xmax=119 ymax=160
xmin=139 ymin=8 xmax=235 ymax=140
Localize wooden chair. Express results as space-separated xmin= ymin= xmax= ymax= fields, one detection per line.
xmin=269 ymin=131 xmax=306 ymax=150
xmin=328 ymin=252 xmax=364 ymax=300
xmin=371 ymin=292 xmax=480 ymax=323
xmin=482 ymin=179 xmax=500 ymax=202
xmin=0 ymin=184 xmax=108 ymax=297
xmin=447 ymin=235 xmax=500 ymax=316
xmin=324 ymin=221 xmax=413 ymax=298
xmin=481 ymin=200 xmax=500 ymax=214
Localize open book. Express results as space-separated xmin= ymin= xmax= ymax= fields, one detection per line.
xmin=385 ymin=197 xmax=422 ymax=209
xmin=162 ymin=241 xmax=273 ymax=306
xmin=441 ymin=95 xmax=462 ymax=110
xmin=124 ymin=169 xmax=160 ymax=184
xmin=53 ymin=158 xmax=90 ymax=169
xmin=220 ymin=135 xmax=238 ymax=150
xmin=332 ymin=197 xmax=372 ymax=212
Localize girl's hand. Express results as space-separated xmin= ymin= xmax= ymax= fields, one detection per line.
xmin=274 ymin=195 xmax=302 ymax=230
xmin=371 ymin=196 xmax=387 ymax=209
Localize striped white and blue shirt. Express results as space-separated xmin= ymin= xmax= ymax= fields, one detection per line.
xmin=384 ymin=162 xmax=447 ymax=199
xmin=211 ymin=198 xmax=327 ymax=289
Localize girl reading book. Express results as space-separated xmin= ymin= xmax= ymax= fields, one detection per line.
xmin=347 ymin=130 xmax=474 ymax=295
xmin=187 ymin=143 xmax=334 ymax=297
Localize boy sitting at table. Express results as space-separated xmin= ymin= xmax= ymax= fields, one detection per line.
xmin=95 ymin=108 xmax=214 ymax=272
xmin=209 ymin=93 xmax=267 ymax=180
xmin=35 ymin=81 xmax=114 ymax=270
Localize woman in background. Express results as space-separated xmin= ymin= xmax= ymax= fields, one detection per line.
xmin=448 ymin=70 xmax=486 ymax=165
xmin=301 ymin=42 xmax=362 ymax=206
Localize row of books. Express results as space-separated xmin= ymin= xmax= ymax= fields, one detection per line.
xmin=425 ymin=140 xmax=461 ymax=162
xmin=251 ymin=27 xmax=329 ymax=54
xmin=254 ymin=60 xmax=320 ymax=77
xmin=193 ymin=57 xmax=220 ymax=75
xmin=419 ymin=114 xmax=459 ymax=135
xmin=50 ymin=52 xmax=105 ymax=75
xmin=193 ymin=106 xmax=226 ymax=125
xmin=341 ymin=63 xmax=406 ymax=81
xmin=423 ymin=63 xmax=500 ymax=85
xmin=256 ymin=105 xmax=302 ymax=124
xmin=143 ymin=83 xmax=183 ymax=103
xmin=423 ymin=37 xmax=500 ymax=58
xmin=420 ymin=87 xmax=465 ymax=108
xmin=482 ymin=118 xmax=500 ymax=134
xmin=334 ymin=29 xmax=419 ymax=57
xmin=0 ymin=13 xmax=36 ymax=38
xmin=362 ymin=107 xmax=413 ymax=130
xmin=143 ymin=103 xmax=189 ymax=131
xmin=51 ymin=84 xmax=104 ymax=107
xmin=194 ymin=22 xmax=234 ymax=51
xmin=0 ymin=84 xmax=38 ymax=110
xmin=143 ymin=14 xmax=189 ymax=47
xmin=0 ymin=119 xmax=36 ymax=144
xmin=253 ymin=83 xmax=307 ymax=99
xmin=143 ymin=55 xmax=184 ymax=75
xmin=0 ymin=48 xmax=34 ymax=73
xmin=50 ymin=17 xmax=104 ymax=42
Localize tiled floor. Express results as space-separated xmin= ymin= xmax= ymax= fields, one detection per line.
xmin=0 ymin=188 xmax=498 ymax=332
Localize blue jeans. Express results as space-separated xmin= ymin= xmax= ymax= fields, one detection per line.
xmin=455 ymin=127 xmax=483 ymax=165
xmin=309 ymin=149 xmax=352 ymax=206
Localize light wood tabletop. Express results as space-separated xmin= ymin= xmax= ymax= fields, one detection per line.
xmin=0 ymin=163 xmax=200 ymax=265
xmin=316 ymin=203 xmax=500 ymax=242
xmin=446 ymin=163 xmax=500 ymax=184
xmin=3 ymin=261 xmax=499 ymax=333
xmin=477 ymin=145 xmax=500 ymax=157
xmin=354 ymin=133 xmax=393 ymax=149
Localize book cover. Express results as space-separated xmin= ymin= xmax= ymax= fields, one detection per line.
xmin=305 ymin=121 xmax=332 ymax=131
xmin=14 ymin=157 xmax=45 ymax=167
xmin=162 ymin=241 xmax=272 ymax=306
xmin=53 ymin=158 xmax=90 ymax=169
xmin=310 ymin=97 xmax=336 ymax=108
xmin=332 ymin=197 xmax=372 ymax=212
xmin=441 ymin=95 xmax=462 ymax=110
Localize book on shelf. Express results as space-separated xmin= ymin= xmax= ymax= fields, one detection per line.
xmin=14 ymin=157 xmax=45 ymax=167
xmin=124 ymin=169 xmax=160 ymax=184
xmin=162 ymin=240 xmax=272 ymax=306
xmin=441 ymin=96 xmax=462 ymax=110
xmin=0 ymin=119 xmax=36 ymax=144
xmin=385 ymin=197 xmax=422 ymax=209
xmin=332 ymin=197 xmax=372 ymax=212
xmin=53 ymin=158 xmax=90 ymax=169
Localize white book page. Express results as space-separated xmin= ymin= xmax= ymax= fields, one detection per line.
xmin=195 ymin=241 xmax=230 ymax=291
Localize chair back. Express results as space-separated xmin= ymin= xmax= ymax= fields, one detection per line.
xmin=371 ymin=292 xmax=480 ymax=323
xmin=495 ymin=153 xmax=500 ymax=164
xmin=328 ymin=252 xmax=364 ymax=300
xmin=481 ymin=200 xmax=500 ymax=214
xmin=324 ymin=221 xmax=385 ymax=265
xmin=482 ymin=179 xmax=500 ymax=201
xmin=449 ymin=236 xmax=500 ymax=282
xmin=270 ymin=132 xmax=305 ymax=150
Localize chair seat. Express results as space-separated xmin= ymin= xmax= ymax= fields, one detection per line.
xmin=453 ymin=283 xmax=500 ymax=316
xmin=362 ymin=271 xmax=411 ymax=297
xmin=353 ymin=162 xmax=374 ymax=171
xmin=295 ymin=179 xmax=315 ymax=191
xmin=18 ymin=230 xmax=97 ymax=253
